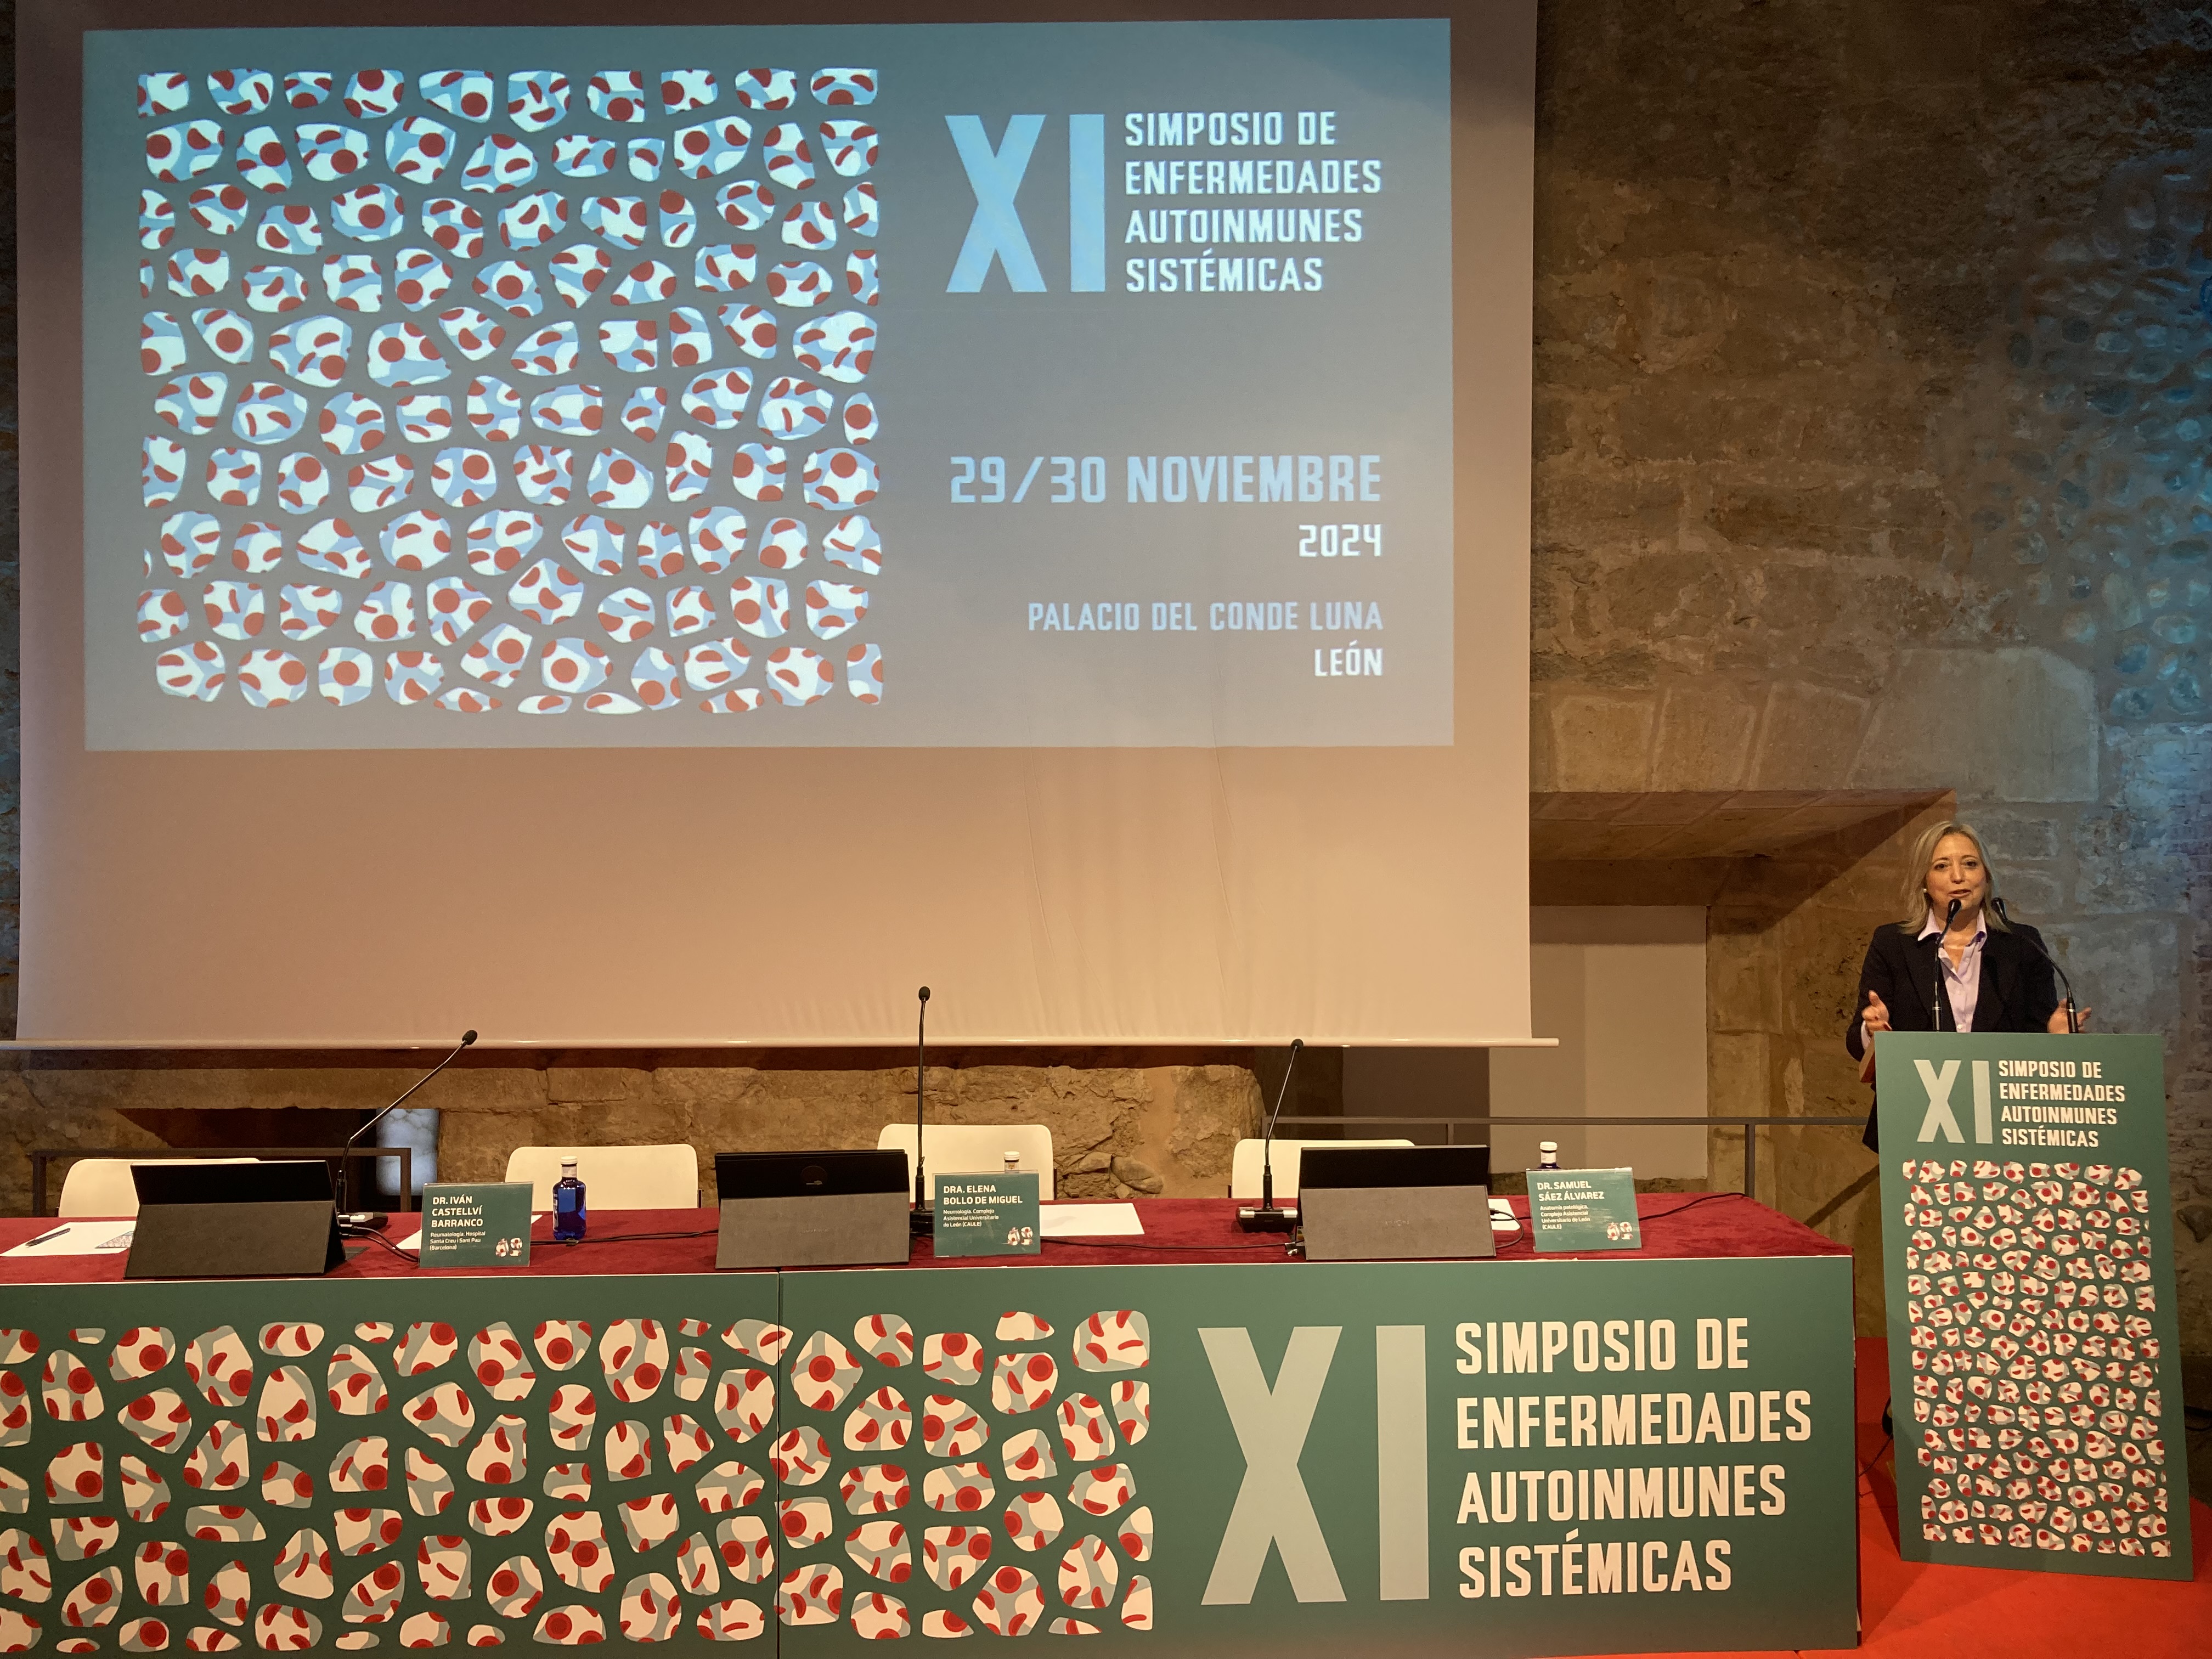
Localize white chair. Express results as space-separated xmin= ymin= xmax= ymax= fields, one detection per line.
xmin=57 ymin=1156 xmax=262 ymax=1218
xmin=1228 ymin=1138 xmax=1417 ymax=1200
xmin=503 ymin=1145 xmax=700 ymax=1210
xmin=876 ymin=1124 xmax=1056 ymax=1201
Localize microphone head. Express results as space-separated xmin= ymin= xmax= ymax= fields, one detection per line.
xmin=1945 ymin=898 xmax=1962 ymax=923
xmin=1289 ymin=1037 xmax=1304 ymax=1052
xmin=461 ymin=1029 xmax=478 ymax=1046
xmin=918 ymin=986 xmax=930 ymax=1002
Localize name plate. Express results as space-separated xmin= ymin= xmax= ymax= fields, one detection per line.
xmin=1526 ymin=1168 xmax=1641 ymax=1253
xmin=933 ymin=1173 xmax=1041 ymax=1258
xmin=418 ymin=1182 xmax=533 ymax=1267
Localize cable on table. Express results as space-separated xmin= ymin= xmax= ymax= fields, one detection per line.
xmin=340 ymin=1195 xmax=1755 ymax=1268
xmin=342 ymin=1222 xmax=721 ymax=1266
xmin=339 ymin=1224 xmax=420 ymax=1265
xmin=1483 ymin=1188 xmax=1742 ymax=1255
xmin=1637 ymin=1192 xmax=1742 ymax=1226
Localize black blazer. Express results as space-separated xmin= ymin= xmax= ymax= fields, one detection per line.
xmin=1849 ymin=919 xmax=2061 ymax=1152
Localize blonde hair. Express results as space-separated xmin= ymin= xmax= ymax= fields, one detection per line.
xmin=1899 ymin=820 xmax=2008 ymax=932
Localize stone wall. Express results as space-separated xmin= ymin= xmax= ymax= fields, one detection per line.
xmin=1530 ymin=2 xmax=2212 ymax=1350
xmin=0 ymin=1054 xmax=1260 ymax=1217
xmin=430 ymin=1060 xmax=1263 ymax=1203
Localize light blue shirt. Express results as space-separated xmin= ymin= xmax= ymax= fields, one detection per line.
xmin=1918 ymin=907 xmax=1987 ymax=1032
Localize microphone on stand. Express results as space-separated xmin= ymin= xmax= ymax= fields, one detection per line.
xmin=1992 ymin=897 xmax=2079 ymax=1032
xmin=338 ymin=1031 xmax=476 ymax=1226
xmin=910 ymin=988 xmax=934 ymax=1236
xmin=1932 ymin=898 xmax=1961 ymax=1030
xmin=1238 ymin=1039 xmax=1304 ymax=1232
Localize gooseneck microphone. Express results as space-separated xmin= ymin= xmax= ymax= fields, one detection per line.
xmin=1992 ymin=897 xmax=2079 ymax=1032
xmin=1933 ymin=899 xmax=1961 ymax=1030
xmin=339 ymin=1030 xmax=477 ymax=1224
xmin=1238 ymin=1038 xmax=1304 ymax=1233
xmin=910 ymin=988 xmax=934 ymax=1236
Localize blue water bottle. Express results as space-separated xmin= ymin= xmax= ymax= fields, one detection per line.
xmin=553 ymin=1156 xmax=588 ymax=1243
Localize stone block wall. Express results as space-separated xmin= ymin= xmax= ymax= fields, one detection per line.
xmin=1530 ymin=1 xmax=2212 ymax=1350
xmin=430 ymin=1059 xmax=1263 ymax=1203
xmin=0 ymin=1054 xmax=1260 ymax=1218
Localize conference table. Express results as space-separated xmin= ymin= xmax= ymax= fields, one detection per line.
xmin=0 ymin=1196 xmax=1856 ymax=1656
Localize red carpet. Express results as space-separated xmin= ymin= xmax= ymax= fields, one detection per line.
xmin=1584 ymin=1338 xmax=2210 ymax=1657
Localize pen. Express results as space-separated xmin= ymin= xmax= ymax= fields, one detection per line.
xmin=20 ymin=1226 xmax=69 ymax=1249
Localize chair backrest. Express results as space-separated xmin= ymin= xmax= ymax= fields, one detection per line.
xmin=1228 ymin=1138 xmax=1418 ymax=1200
xmin=875 ymin=1124 xmax=1056 ymax=1201
xmin=57 ymin=1156 xmax=262 ymax=1218
xmin=503 ymin=1145 xmax=701 ymax=1211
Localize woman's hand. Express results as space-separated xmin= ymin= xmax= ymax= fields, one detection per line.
xmin=2047 ymin=1001 xmax=2094 ymax=1033
xmin=1862 ymin=991 xmax=1891 ymax=1039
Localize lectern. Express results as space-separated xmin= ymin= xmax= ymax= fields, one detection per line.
xmin=1871 ymin=1032 xmax=2191 ymax=1579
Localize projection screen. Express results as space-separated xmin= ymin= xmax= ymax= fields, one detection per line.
xmin=18 ymin=1 xmax=1536 ymax=1046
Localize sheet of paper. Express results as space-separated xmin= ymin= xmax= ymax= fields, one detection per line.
xmin=1488 ymin=1199 xmax=1522 ymax=1233
xmin=1039 ymin=1202 xmax=1144 ymax=1238
xmin=3 ymin=1221 xmax=137 ymax=1257
xmin=396 ymin=1213 xmax=545 ymax=1251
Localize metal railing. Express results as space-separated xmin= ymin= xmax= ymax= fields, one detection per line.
xmin=30 ymin=1146 xmax=415 ymax=1217
xmin=1274 ymin=1115 xmax=1864 ymax=1203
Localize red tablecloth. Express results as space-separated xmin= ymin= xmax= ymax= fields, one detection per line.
xmin=0 ymin=1193 xmax=1843 ymax=1283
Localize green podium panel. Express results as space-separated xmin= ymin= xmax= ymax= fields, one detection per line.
xmin=1875 ymin=1031 xmax=2193 ymax=1579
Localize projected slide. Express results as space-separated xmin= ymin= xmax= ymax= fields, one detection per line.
xmin=88 ymin=22 xmax=1452 ymax=749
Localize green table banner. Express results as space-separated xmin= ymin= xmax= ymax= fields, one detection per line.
xmin=775 ymin=1256 xmax=1856 ymax=1655
xmin=0 ymin=1254 xmax=1855 ymax=1655
xmin=1874 ymin=1031 xmax=2194 ymax=1579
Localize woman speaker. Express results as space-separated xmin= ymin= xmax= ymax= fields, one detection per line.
xmin=1848 ymin=821 xmax=2089 ymax=1153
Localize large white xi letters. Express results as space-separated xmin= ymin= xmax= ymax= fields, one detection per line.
xmin=1199 ymin=1325 xmax=1347 ymax=1605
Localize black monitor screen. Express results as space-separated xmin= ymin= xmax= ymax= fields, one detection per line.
xmin=129 ymin=1159 xmax=334 ymax=1206
xmin=1298 ymin=1145 xmax=1491 ymax=1190
xmin=716 ymin=1149 xmax=910 ymax=1200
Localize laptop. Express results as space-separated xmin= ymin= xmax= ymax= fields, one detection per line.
xmin=714 ymin=1150 xmax=911 ymax=1269
xmin=126 ymin=1160 xmax=345 ymax=1279
xmin=1296 ymin=1144 xmax=1497 ymax=1261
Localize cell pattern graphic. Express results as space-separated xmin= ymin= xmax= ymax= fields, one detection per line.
xmin=0 ymin=1296 xmax=1152 ymax=1646
xmin=128 ymin=59 xmax=885 ymax=721
xmin=1898 ymin=1156 xmax=2176 ymax=1561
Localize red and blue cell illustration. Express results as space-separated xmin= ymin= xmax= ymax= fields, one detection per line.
xmin=123 ymin=54 xmax=884 ymax=727
xmin=1898 ymin=1159 xmax=2179 ymax=1562
xmin=0 ymin=1296 xmax=1155 ymax=1648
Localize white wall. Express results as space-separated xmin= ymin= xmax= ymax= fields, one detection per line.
xmin=1489 ymin=907 xmax=1709 ymax=1180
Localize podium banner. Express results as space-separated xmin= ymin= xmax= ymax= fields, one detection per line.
xmin=1874 ymin=1032 xmax=2193 ymax=1578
